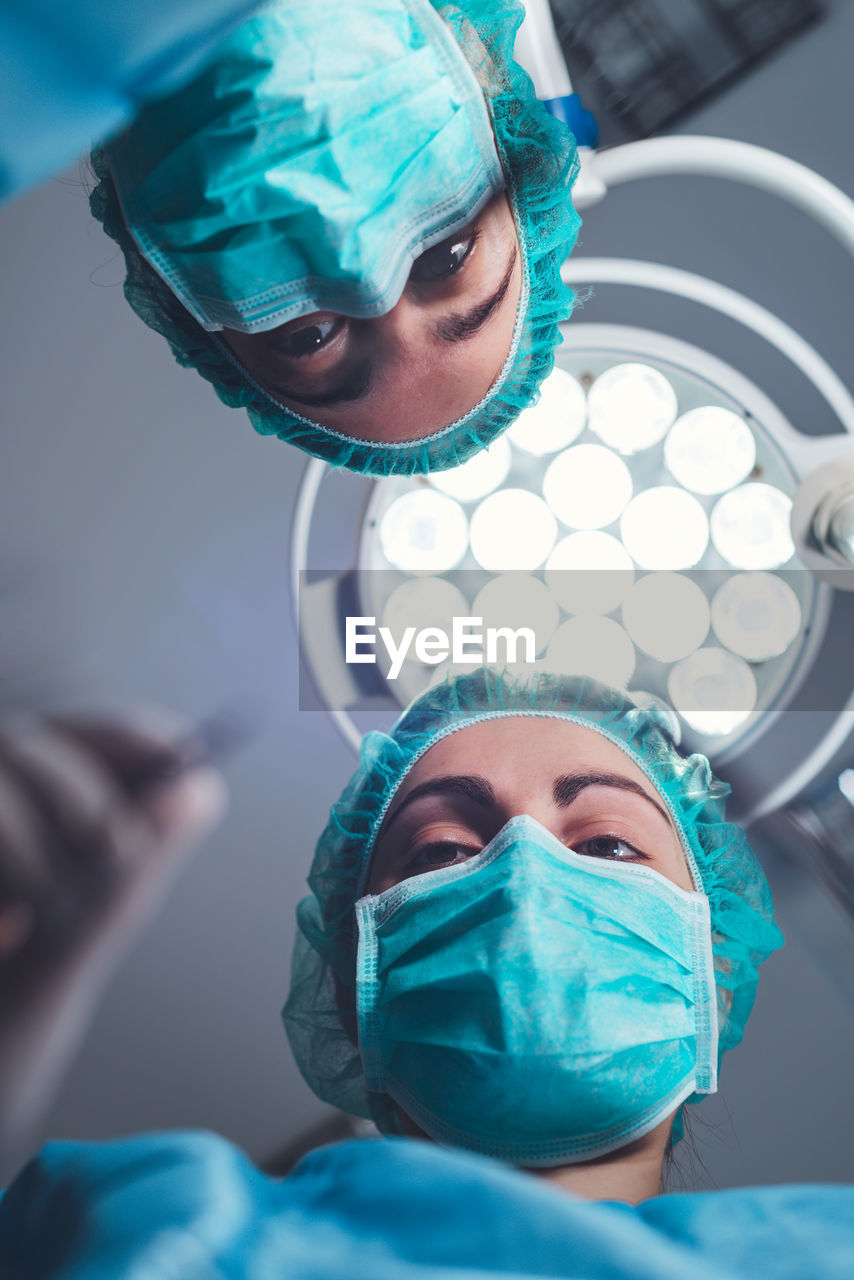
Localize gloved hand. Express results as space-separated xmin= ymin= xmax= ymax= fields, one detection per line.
xmin=0 ymin=711 xmax=226 ymax=1152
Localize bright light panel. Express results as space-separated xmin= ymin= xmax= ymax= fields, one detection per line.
xmin=587 ymin=363 xmax=678 ymax=454
xmin=470 ymin=489 xmax=557 ymax=571
xmin=545 ymin=616 xmax=636 ymax=687
xmin=620 ymin=487 xmax=709 ymax=570
xmin=382 ymin=578 xmax=470 ymax=666
xmin=664 ymin=407 xmax=756 ymax=495
xmin=545 ymin=531 xmax=634 ymax=615
xmin=621 ymin=573 xmax=710 ymax=663
xmin=667 ymin=647 xmax=757 ymax=736
xmin=380 ymin=490 xmax=468 ymax=572
xmin=711 ymin=572 xmax=802 ymax=661
xmin=543 ymin=444 xmax=633 ymax=530
xmin=473 ymin=574 xmax=559 ymax=654
xmin=506 ymin=368 xmax=587 ymax=456
xmin=429 ymin=436 xmax=512 ymax=502
xmin=710 ymin=483 xmax=795 ymax=570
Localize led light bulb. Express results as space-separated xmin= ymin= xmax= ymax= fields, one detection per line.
xmin=587 ymin=363 xmax=678 ymax=453
xmin=429 ymin=436 xmax=512 ymax=502
xmin=545 ymin=531 xmax=634 ymax=615
xmin=506 ymin=368 xmax=587 ymax=456
xmin=667 ymin=647 xmax=757 ymax=736
xmin=382 ymin=578 xmax=469 ymax=666
xmin=473 ymin=574 xmax=559 ymax=654
xmin=543 ymin=444 xmax=633 ymax=530
xmin=664 ymin=407 xmax=756 ymax=495
xmin=621 ymin=573 xmax=710 ymax=663
xmin=711 ymin=572 xmax=802 ymax=661
xmin=619 ymin=487 xmax=709 ymax=570
xmin=380 ymin=490 xmax=468 ymax=572
xmin=470 ymin=489 xmax=557 ymax=570
xmin=545 ymin=616 xmax=636 ymax=687
xmin=710 ymin=483 xmax=795 ymax=570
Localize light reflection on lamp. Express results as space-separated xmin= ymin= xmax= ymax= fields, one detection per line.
xmin=545 ymin=531 xmax=634 ymax=614
xmin=429 ymin=436 xmax=512 ymax=502
xmin=380 ymin=490 xmax=469 ymax=572
xmin=621 ymin=572 xmax=710 ymax=663
xmin=473 ymin=574 xmax=559 ymax=653
xmin=667 ymin=647 xmax=757 ymax=736
xmin=711 ymin=571 xmax=802 ymax=661
xmin=506 ymin=367 xmax=587 ymax=456
xmin=711 ymin=483 xmax=795 ymax=569
xmin=545 ymin=616 xmax=636 ymax=686
xmin=620 ymin=487 xmax=709 ymax=570
xmin=587 ymin=363 xmax=678 ymax=453
xmin=543 ymin=444 xmax=633 ymax=529
xmin=470 ymin=489 xmax=557 ymax=570
xmin=664 ymin=407 xmax=757 ymax=495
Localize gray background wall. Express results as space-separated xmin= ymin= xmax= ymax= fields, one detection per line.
xmin=1 ymin=0 xmax=853 ymax=1190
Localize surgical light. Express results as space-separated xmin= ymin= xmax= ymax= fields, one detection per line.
xmin=710 ymin=572 xmax=802 ymax=662
xmin=506 ymin=367 xmax=587 ymax=456
xmin=429 ymin=436 xmax=512 ymax=502
xmin=379 ymin=490 xmax=468 ymax=572
xmin=619 ymin=487 xmax=709 ymax=570
xmin=664 ymin=407 xmax=757 ymax=495
xmin=546 ymin=616 xmax=636 ymax=687
xmin=711 ymin=483 xmax=795 ymax=570
xmin=382 ymin=578 xmax=470 ymax=666
xmin=543 ymin=444 xmax=633 ymax=529
xmin=667 ymin=647 xmax=758 ymax=737
xmin=587 ymin=363 xmax=678 ymax=453
xmin=470 ymin=489 xmax=557 ymax=571
xmin=621 ymin=572 xmax=710 ymax=663
xmin=473 ymin=574 xmax=559 ymax=654
xmin=545 ymin=531 xmax=634 ymax=615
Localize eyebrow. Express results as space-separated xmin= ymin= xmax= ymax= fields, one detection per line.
xmin=268 ymin=244 xmax=518 ymax=409
xmin=270 ymin=358 xmax=374 ymax=409
xmin=432 ymin=243 xmax=518 ymax=344
xmin=553 ymin=773 xmax=673 ymax=829
xmin=379 ymin=769 xmax=673 ymax=843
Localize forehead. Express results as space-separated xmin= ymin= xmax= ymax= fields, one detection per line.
xmin=395 ymin=716 xmax=661 ymax=806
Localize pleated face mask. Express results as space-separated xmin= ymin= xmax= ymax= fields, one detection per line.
xmin=356 ymin=813 xmax=718 ymax=1166
xmin=103 ymin=0 xmax=505 ymax=334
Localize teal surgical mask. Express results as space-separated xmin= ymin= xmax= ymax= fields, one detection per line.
xmin=104 ymin=0 xmax=505 ymax=334
xmin=356 ymin=814 xmax=718 ymax=1166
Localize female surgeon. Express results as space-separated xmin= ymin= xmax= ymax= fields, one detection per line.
xmin=3 ymin=668 xmax=853 ymax=1278
xmin=90 ymin=0 xmax=581 ymax=476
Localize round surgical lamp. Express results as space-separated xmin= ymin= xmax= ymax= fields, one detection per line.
xmin=292 ymin=2 xmax=854 ymax=834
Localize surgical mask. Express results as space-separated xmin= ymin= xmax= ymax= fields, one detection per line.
xmin=356 ymin=814 xmax=718 ymax=1166
xmin=104 ymin=0 xmax=505 ymax=333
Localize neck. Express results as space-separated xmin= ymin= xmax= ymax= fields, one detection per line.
xmin=530 ymin=1115 xmax=675 ymax=1204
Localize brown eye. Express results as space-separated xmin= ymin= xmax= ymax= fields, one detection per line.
xmin=410 ymin=232 xmax=478 ymax=283
xmin=575 ymin=837 xmax=649 ymax=863
xmin=405 ymin=842 xmax=480 ymax=877
xmin=277 ymin=315 xmax=345 ymax=358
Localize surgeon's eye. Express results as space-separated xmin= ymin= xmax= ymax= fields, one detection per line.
xmin=276 ymin=314 xmax=346 ymax=358
xmin=574 ymin=836 xmax=649 ymax=863
xmin=406 ymin=841 xmax=480 ymax=875
xmin=409 ymin=230 xmax=479 ymax=283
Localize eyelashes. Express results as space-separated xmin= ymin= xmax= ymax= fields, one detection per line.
xmin=400 ymin=833 xmax=650 ymax=881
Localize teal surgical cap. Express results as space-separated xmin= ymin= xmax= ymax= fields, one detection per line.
xmin=89 ymin=0 xmax=581 ymax=476
xmin=283 ymin=668 xmax=784 ymax=1127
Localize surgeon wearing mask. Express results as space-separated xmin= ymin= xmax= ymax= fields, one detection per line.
xmin=5 ymin=670 xmax=853 ymax=1279
xmin=91 ymin=0 xmax=581 ymax=477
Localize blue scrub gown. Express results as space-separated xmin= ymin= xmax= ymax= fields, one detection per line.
xmin=0 ymin=1130 xmax=851 ymax=1278
xmin=0 ymin=0 xmax=263 ymax=200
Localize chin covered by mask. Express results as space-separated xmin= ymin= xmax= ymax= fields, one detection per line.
xmin=283 ymin=669 xmax=783 ymax=1163
xmin=90 ymin=0 xmax=581 ymax=476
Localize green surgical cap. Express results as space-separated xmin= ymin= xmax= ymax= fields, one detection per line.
xmin=89 ymin=0 xmax=581 ymax=476
xmin=283 ymin=668 xmax=784 ymax=1123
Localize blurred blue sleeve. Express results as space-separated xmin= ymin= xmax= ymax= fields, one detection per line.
xmin=0 ymin=0 xmax=263 ymax=201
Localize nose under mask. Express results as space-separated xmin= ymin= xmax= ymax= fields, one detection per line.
xmin=356 ymin=814 xmax=718 ymax=1166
